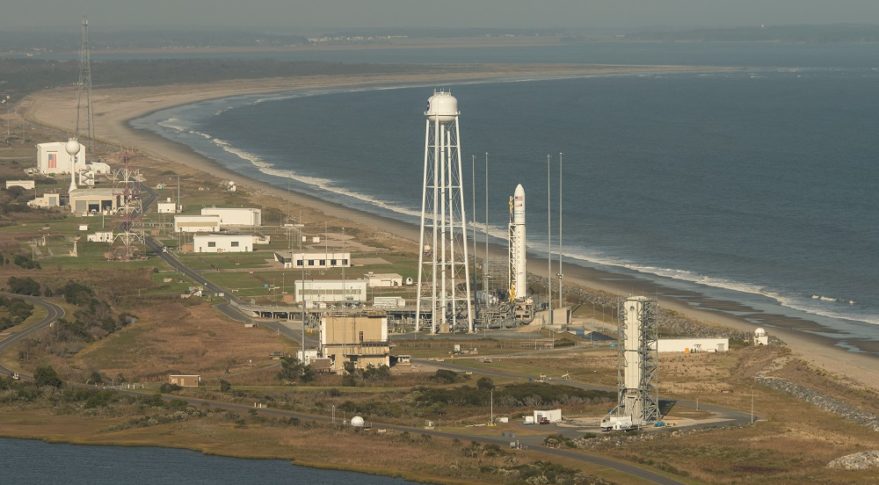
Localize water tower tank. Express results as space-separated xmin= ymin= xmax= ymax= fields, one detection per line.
xmin=425 ymin=91 xmax=459 ymax=122
xmin=65 ymin=138 xmax=81 ymax=156
xmin=350 ymin=416 xmax=365 ymax=427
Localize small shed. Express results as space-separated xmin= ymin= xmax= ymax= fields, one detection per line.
xmin=168 ymin=374 xmax=201 ymax=388
xmin=533 ymin=409 xmax=562 ymax=424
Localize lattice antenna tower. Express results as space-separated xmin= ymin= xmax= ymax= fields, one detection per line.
xmin=114 ymin=152 xmax=144 ymax=260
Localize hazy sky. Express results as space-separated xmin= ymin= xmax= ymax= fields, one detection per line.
xmin=3 ymin=1 xmax=879 ymax=30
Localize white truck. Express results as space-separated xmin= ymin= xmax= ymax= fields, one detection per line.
xmin=600 ymin=415 xmax=633 ymax=432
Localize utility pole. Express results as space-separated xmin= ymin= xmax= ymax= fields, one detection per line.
xmin=546 ymin=154 xmax=553 ymax=326
xmin=490 ymin=389 xmax=494 ymax=425
xmin=750 ymin=391 xmax=755 ymax=424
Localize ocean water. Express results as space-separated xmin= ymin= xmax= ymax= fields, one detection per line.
xmin=132 ymin=48 xmax=879 ymax=348
xmin=0 ymin=438 xmax=417 ymax=484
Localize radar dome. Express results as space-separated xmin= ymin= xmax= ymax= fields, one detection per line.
xmin=350 ymin=416 xmax=365 ymax=427
xmin=754 ymin=327 xmax=766 ymax=336
xmin=65 ymin=138 xmax=81 ymax=156
xmin=426 ymin=91 xmax=459 ymax=122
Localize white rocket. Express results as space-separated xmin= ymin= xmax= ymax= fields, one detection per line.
xmin=508 ymin=184 xmax=527 ymax=300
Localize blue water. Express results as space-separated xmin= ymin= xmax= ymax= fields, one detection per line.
xmin=131 ymin=45 xmax=879 ymax=349
xmin=0 ymin=438 xmax=417 ymax=484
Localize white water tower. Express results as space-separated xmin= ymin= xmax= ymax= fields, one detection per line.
xmin=415 ymin=91 xmax=473 ymax=334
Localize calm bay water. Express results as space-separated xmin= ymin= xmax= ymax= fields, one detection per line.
xmin=0 ymin=438 xmax=416 ymax=484
xmin=132 ymin=44 xmax=879 ymax=349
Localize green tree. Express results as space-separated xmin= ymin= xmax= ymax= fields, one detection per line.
xmin=277 ymin=356 xmax=315 ymax=383
xmin=7 ymin=276 xmax=40 ymax=296
xmin=476 ymin=377 xmax=495 ymax=392
xmin=34 ymin=365 xmax=62 ymax=388
xmin=219 ymin=379 xmax=232 ymax=392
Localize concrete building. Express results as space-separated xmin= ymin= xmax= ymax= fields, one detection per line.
xmin=533 ymin=409 xmax=563 ymax=424
xmin=69 ymin=188 xmax=121 ymax=215
xmin=373 ymin=296 xmax=406 ymax=309
xmin=193 ymin=233 xmax=255 ymax=253
xmin=168 ymin=374 xmax=201 ymax=388
xmin=157 ymin=201 xmax=177 ymax=214
xmin=365 ymin=272 xmax=403 ymax=288
xmin=200 ymin=207 xmax=261 ymax=226
xmin=27 ymin=193 xmax=60 ymax=208
xmin=320 ymin=314 xmax=390 ymax=373
xmin=86 ymin=231 xmax=114 ymax=243
xmin=5 ymin=180 xmax=35 ymax=190
xmin=174 ymin=215 xmax=221 ymax=233
xmin=295 ymin=279 xmax=367 ymax=306
xmin=36 ymin=142 xmax=87 ymax=174
xmin=655 ymin=338 xmax=729 ymax=353
xmin=274 ymin=251 xmax=351 ymax=269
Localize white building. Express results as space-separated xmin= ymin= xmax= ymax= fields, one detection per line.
xmin=27 ymin=193 xmax=60 ymax=208
xmin=174 ymin=215 xmax=221 ymax=233
xmin=193 ymin=233 xmax=255 ymax=253
xmin=36 ymin=142 xmax=87 ymax=174
xmin=5 ymin=180 xmax=35 ymax=190
xmin=533 ymin=409 xmax=562 ymax=424
xmin=373 ymin=296 xmax=406 ymax=309
xmin=654 ymin=338 xmax=729 ymax=353
xmin=753 ymin=328 xmax=769 ymax=346
xmin=157 ymin=201 xmax=177 ymax=214
xmin=274 ymin=251 xmax=351 ymax=269
xmin=295 ymin=279 xmax=367 ymax=306
xmin=200 ymin=207 xmax=261 ymax=226
xmin=87 ymin=232 xmax=114 ymax=243
xmin=365 ymin=272 xmax=403 ymax=288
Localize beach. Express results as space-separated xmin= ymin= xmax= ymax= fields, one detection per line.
xmin=18 ymin=63 xmax=879 ymax=392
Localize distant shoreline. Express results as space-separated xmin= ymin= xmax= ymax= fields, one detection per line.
xmin=18 ymin=63 xmax=879 ymax=392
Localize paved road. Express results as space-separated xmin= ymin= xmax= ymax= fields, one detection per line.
xmin=0 ymin=293 xmax=65 ymax=376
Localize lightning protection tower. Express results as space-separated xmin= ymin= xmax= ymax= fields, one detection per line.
xmin=416 ymin=91 xmax=473 ymax=334
xmin=609 ymin=296 xmax=660 ymax=427
xmin=75 ymin=17 xmax=95 ymax=155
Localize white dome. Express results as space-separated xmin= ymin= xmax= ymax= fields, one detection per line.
xmin=350 ymin=416 xmax=365 ymax=427
xmin=426 ymin=91 xmax=459 ymax=122
xmin=754 ymin=327 xmax=766 ymax=336
xmin=65 ymin=138 xmax=81 ymax=156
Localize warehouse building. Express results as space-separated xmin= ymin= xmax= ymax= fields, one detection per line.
xmin=193 ymin=233 xmax=255 ymax=253
xmin=274 ymin=251 xmax=351 ymax=269
xmin=654 ymin=338 xmax=729 ymax=353
xmin=295 ymin=279 xmax=367 ymax=306
xmin=200 ymin=207 xmax=261 ymax=226
xmin=320 ymin=313 xmax=390 ymax=373
xmin=157 ymin=200 xmax=178 ymax=214
xmin=69 ymin=188 xmax=121 ymax=215
xmin=36 ymin=142 xmax=87 ymax=174
xmin=364 ymin=272 xmax=403 ymax=287
xmin=174 ymin=215 xmax=221 ymax=233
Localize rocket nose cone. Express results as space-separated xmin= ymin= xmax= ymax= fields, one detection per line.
xmin=515 ymin=184 xmax=525 ymax=196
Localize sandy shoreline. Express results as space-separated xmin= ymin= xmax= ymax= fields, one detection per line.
xmin=19 ymin=64 xmax=879 ymax=391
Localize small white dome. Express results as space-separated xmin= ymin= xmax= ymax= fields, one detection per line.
xmin=350 ymin=416 xmax=365 ymax=427
xmin=426 ymin=91 xmax=459 ymax=122
xmin=754 ymin=327 xmax=766 ymax=336
xmin=65 ymin=138 xmax=81 ymax=156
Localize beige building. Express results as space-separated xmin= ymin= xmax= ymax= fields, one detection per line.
xmin=320 ymin=313 xmax=390 ymax=373
xmin=168 ymin=374 xmax=201 ymax=387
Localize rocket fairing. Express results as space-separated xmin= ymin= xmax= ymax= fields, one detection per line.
xmin=508 ymin=184 xmax=527 ymax=300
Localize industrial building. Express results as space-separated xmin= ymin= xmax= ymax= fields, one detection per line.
xmin=36 ymin=142 xmax=87 ymax=174
xmin=174 ymin=215 xmax=221 ymax=233
xmin=69 ymin=188 xmax=121 ymax=215
xmin=295 ymin=279 xmax=367 ymax=306
xmin=533 ymin=409 xmax=563 ymax=424
xmin=365 ymin=272 xmax=403 ymax=287
xmin=6 ymin=180 xmax=35 ymax=190
xmin=28 ymin=193 xmax=60 ymax=208
xmin=655 ymin=338 xmax=729 ymax=353
xmin=157 ymin=200 xmax=177 ymax=214
xmin=373 ymin=296 xmax=406 ymax=309
xmin=320 ymin=313 xmax=390 ymax=373
xmin=754 ymin=328 xmax=769 ymax=346
xmin=168 ymin=375 xmax=201 ymax=388
xmin=86 ymin=231 xmax=114 ymax=243
xmin=193 ymin=233 xmax=255 ymax=253
xmin=200 ymin=207 xmax=261 ymax=226
xmin=274 ymin=251 xmax=351 ymax=269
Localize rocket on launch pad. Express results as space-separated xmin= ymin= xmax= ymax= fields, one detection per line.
xmin=508 ymin=184 xmax=526 ymax=300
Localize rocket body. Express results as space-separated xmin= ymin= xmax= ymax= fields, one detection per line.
xmin=509 ymin=184 xmax=527 ymax=299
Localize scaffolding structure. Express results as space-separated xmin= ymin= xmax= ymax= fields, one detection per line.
xmin=113 ymin=154 xmax=145 ymax=260
xmin=611 ymin=296 xmax=660 ymax=426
